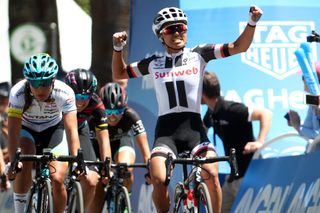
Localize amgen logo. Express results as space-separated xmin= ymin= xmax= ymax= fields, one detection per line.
xmin=240 ymin=21 xmax=317 ymax=80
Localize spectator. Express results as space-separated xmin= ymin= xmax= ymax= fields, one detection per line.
xmin=0 ymin=82 xmax=10 ymax=191
xmin=287 ymin=62 xmax=320 ymax=139
xmin=201 ymin=71 xmax=272 ymax=213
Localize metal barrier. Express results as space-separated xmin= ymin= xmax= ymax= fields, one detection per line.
xmin=252 ymin=132 xmax=312 ymax=159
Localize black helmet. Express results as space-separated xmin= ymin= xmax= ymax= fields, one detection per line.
xmin=65 ymin=68 xmax=97 ymax=95
xmin=100 ymin=82 xmax=127 ymax=109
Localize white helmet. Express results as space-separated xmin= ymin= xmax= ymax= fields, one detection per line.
xmin=152 ymin=7 xmax=188 ymax=37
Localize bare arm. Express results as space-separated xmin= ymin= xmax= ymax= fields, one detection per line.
xmin=243 ymin=107 xmax=272 ymax=154
xmin=251 ymin=107 xmax=272 ymax=144
xmin=7 ymin=117 xmax=22 ymax=161
xmin=228 ymin=6 xmax=263 ymax=55
xmin=112 ymin=31 xmax=129 ymax=80
xmin=135 ymin=133 xmax=150 ymax=164
xmin=63 ymin=111 xmax=80 ymax=156
xmin=96 ymin=129 xmax=112 ymax=161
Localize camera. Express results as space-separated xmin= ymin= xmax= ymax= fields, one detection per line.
xmin=307 ymin=30 xmax=320 ymax=43
xmin=304 ymin=94 xmax=320 ymax=106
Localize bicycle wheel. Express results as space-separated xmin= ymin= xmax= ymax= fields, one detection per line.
xmin=67 ymin=181 xmax=84 ymax=213
xmin=103 ymin=186 xmax=114 ymax=213
xmin=173 ymin=182 xmax=184 ymax=213
xmin=39 ymin=179 xmax=54 ymax=213
xmin=116 ymin=186 xmax=131 ymax=213
xmin=25 ymin=185 xmax=38 ymax=213
xmin=196 ymin=182 xmax=212 ymax=213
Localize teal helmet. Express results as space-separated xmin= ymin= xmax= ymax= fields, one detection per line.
xmin=23 ymin=53 xmax=58 ymax=80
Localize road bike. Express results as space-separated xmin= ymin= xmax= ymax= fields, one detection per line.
xmin=10 ymin=148 xmax=55 ymax=213
xmin=102 ymin=158 xmax=148 ymax=213
xmin=165 ymin=148 xmax=239 ymax=213
xmin=10 ymin=148 xmax=98 ymax=213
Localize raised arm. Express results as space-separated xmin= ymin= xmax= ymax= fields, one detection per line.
xmin=112 ymin=31 xmax=129 ymax=80
xmin=228 ymin=5 xmax=263 ymax=55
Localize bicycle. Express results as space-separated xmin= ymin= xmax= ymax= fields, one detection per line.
xmin=102 ymin=158 xmax=148 ymax=213
xmin=9 ymin=148 xmax=96 ymax=213
xmin=10 ymin=148 xmax=55 ymax=213
xmin=58 ymin=149 xmax=87 ymax=213
xmin=165 ymin=148 xmax=239 ymax=213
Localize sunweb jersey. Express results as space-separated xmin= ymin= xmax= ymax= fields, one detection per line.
xmin=126 ymin=44 xmax=230 ymax=116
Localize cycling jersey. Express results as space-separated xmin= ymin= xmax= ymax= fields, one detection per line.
xmin=8 ymin=79 xmax=76 ymax=132
xmin=77 ymin=93 xmax=108 ymax=131
xmin=77 ymin=94 xmax=108 ymax=161
xmin=90 ymin=107 xmax=145 ymax=143
xmin=89 ymin=106 xmax=146 ymax=159
xmin=126 ymin=44 xmax=230 ymax=116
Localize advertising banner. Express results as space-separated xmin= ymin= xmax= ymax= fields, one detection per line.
xmin=232 ymin=151 xmax=320 ymax=212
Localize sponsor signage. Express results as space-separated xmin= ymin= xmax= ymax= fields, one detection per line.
xmin=232 ymin=151 xmax=320 ymax=212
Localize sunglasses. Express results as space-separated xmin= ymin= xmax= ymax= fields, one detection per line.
xmin=161 ymin=24 xmax=187 ymax=35
xmin=28 ymin=79 xmax=53 ymax=88
xmin=105 ymin=108 xmax=125 ymax=116
xmin=75 ymin=94 xmax=92 ymax=100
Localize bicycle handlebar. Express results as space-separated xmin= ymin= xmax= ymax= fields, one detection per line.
xmin=165 ymin=148 xmax=239 ymax=185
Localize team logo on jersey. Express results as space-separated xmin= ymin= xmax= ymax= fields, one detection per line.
xmin=239 ymin=21 xmax=317 ymax=80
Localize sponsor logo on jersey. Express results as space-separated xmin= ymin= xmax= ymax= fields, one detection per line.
xmin=154 ymin=66 xmax=199 ymax=79
xmin=239 ymin=21 xmax=317 ymax=80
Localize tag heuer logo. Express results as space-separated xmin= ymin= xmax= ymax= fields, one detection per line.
xmin=240 ymin=21 xmax=317 ymax=80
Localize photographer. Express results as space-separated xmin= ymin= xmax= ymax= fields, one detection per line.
xmin=286 ymin=32 xmax=320 ymax=139
xmin=286 ymin=62 xmax=320 ymax=139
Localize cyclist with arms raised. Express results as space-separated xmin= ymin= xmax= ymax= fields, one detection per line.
xmin=7 ymin=53 xmax=80 ymax=213
xmin=65 ymin=68 xmax=111 ymax=211
xmin=88 ymin=82 xmax=150 ymax=212
xmin=112 ymin=6 xmax=263 ymax=213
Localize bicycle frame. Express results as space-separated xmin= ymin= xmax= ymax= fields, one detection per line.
xmin=10 ymin=148 xmax=55 ymax=213
xmin=166 ymin=148 xmax=239 ymax=213
xmin=104 ymin=161 xmax=147 ymax=213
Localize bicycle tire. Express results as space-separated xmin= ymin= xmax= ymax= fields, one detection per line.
xmin=39 ymin=179 xmax=54 ymax=213
xmin=25 ymin=184 xmax=37 ymax=213
xmin=103 ymin=186 xmax=114 ymax=213
xmin=116 ymin=186 xmax=132 ymax=213
xmin=67 ymin=181 xmax=84 ymax=213
xmin=196 ymin=182 xmax=212 ymax=213
xmin=173 ymin=182 xmax=184 ymax=213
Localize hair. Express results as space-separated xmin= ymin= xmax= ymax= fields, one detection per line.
xmin=23 ymin=81 xmax=33 ymax=113
xmin=203 ymin=71 xmax=221 ymax=99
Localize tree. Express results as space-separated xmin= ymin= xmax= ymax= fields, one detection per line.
xmin=90 ymin=0 xmax=129 ymax=88
xmin=9 ymin=0 xmax=61 ymax=83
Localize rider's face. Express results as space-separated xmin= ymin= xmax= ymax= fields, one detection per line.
xmin=160 ymin=23 xmax=187 ymax=52
xmin=29 ymin=84 xmax=53 ymax=102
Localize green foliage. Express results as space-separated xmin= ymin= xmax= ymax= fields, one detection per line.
xmin=74 ymin=0 xmax=91 ymax=16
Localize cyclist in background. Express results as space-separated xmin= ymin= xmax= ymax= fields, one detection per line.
xmin=88 ymin=82 xmax=150 ymax=212
xmin=64 ymin=68 xmax=111 ymax=210
xmin=112 ymin=5 xmax=263 ymax=213
xmin=7 ymin=53 xmax=80 ymax=213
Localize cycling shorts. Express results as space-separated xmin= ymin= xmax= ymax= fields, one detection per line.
xmin=20 ymin=120 xmax=68 ymax=155
xmin=150 ymin=112 xmax=215 ymax=159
